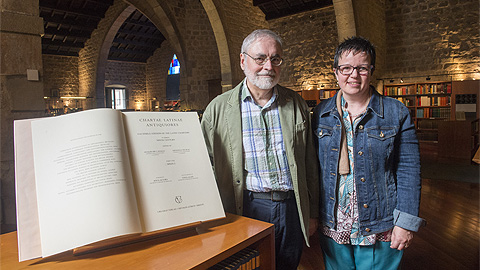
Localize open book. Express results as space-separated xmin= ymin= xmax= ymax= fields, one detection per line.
xmin=14 ymin=109 xmax=225 ymax=261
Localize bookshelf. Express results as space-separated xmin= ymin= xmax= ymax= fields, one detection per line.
xmin=300 ymin=88 xmax=339 ymax=108
xmin=319 ymin=88 xmax=339 ymax=101
xmin=384 ymin=81 xmax=452 ymax=143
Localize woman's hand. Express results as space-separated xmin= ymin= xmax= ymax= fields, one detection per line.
xmin=390 ymin=226 xmax=414 ymax=250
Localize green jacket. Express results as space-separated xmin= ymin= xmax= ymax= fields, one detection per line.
xmin=201 ymin=80 xmax=319 ymax=245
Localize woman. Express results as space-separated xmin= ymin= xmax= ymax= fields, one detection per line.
xmin=312 ymin=36 xmax=425 ymax=269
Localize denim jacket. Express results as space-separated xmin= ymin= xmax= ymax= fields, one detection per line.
xmin=312 ymin=90 xmax=425 ymax=236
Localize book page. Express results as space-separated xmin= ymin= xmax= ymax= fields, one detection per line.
xmin=14 ymin=119 xmax=42 ymax=261
xmin=30 ymin=109 xmax=142 ymax=258
xmin=122 ymin=111 xmax=225 ymax=232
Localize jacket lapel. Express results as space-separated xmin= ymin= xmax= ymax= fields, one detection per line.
xmin=225 ymin=82 xmax=244 ymax=176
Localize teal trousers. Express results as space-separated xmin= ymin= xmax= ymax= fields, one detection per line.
xmin=320 ymin=234 xmax=403 ymax=270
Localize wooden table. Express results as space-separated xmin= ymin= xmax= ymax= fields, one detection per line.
xmin=1 ymin=213 xmax=274 ymax=269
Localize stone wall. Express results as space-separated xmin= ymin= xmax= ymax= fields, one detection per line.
xmin=211 ymin=0 xmax=268 ymax=86
xmin=0 ymin=0 xmax=45 ymax=231
xmin=384 ymin=0 xmax=479 ymax=83
xmin=146 ymin=41 xmax=175 ymax=110
xmin=43 ymin=55 xmax=79 ymax=97
xmin=269 ymin=6 xmax=338 ymax=91
xmin=180 ymin=0 xmax=221 ymax=109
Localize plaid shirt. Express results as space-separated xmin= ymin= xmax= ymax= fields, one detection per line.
xmin=241 ymin=83 xmax=293 ymax=192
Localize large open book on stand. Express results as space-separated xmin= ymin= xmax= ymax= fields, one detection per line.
xmin=14 ymin=109 xmax=225 ymax=262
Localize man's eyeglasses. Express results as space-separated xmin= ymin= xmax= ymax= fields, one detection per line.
xmin=336 ymin=64 xmax=372 ymax=75
xmin=243 ymin=52 xmax=283 ymax=67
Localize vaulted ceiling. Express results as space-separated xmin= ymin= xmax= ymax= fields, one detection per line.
xmin=39 ymin=0 xmax=333 ymax=62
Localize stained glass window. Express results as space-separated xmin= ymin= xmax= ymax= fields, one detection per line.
xmin=168 ymin=54 xmax=180 ymax=75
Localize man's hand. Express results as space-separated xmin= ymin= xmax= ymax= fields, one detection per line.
xmin=390 ymin=226 xmax=414 ymax=250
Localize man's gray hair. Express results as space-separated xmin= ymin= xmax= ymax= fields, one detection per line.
xmin=241 ymin=29 xmax=283 ymax=54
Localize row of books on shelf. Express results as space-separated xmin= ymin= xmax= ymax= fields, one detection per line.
xmin=395 ymin=96 xmax=450 ymax=107
xmin=320 ymin=90 xmax=337 ymax=99
xmin=395 ymin=97 xmax=414 ymax=106
xmin=416 ymin=108 xmax=451 ymax=118
xmin=384 ymin=86 xmax=415 ymax=96
xmin=417 ymin=83 xmax=452 ymax=94
xmin=417 ymin=96 xmax=450 ymax=106
xmin=384 ymin=82 xmax=452 ymax=96
xmin=209 ymin=248 xmax=260 ymax=270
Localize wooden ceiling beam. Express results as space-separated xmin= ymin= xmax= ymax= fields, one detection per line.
xmin=40 ymin=3 xmax=106 ymax=20
xmin=43 ymin=27 xmax=91 ymax=39
xmin=42 ymin=39 xmax=85 ymax=49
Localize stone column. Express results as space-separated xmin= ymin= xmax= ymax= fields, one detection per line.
xmin=333 ymin=0 xmax=357 ymax=41
xmin=0 ymin=0 xmax=44 ymax=232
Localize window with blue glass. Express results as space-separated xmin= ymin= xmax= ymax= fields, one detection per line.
xmin=166 ymin=54 xmax=180 ymax=102
xmin=168 ymin=54 xmax=180 ymax=75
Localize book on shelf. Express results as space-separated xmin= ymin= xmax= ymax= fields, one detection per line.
xmin=394 ymin=97 xmax=414 ymax=106
xmin=320 ymin=89 xmax=337 ymax=99
xmin=416 ymin=82 xmax=452 ymax=94
xmin=14 ymin=109 xmax=225 ymax=262
xmin=384 ymin=85 xmax=415 ymax=96
xmin=416 ymin=96 xmax=450 ymax=107
xmin=418 ymin=96 xmax=431 ymax=106
xmin=416 ymin=107 xmax=451 ymax=119
xmin=417 ymin=108 xmax=424 ymax=118
xmin=209 ymin=247 xmax=260 ymax=270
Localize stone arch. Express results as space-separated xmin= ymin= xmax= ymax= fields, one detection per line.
xmin=200 ymin=0 xmax=233 ymax=92
xmin=123 ymin=0 xmax=188 ymax=107
xmin=96 ymin=5 xmax=136 ymax=107
xmin=332 ymin=0 xmax=357 ymax=42
xmin=126 ymin=0 xmax=185 ymax=62
xmin=91 ymin=0 xmax=187 ymax=109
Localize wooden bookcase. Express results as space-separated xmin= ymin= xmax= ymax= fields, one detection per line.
xmin=300 ymin=88 xmax=339 ymax=108
xmin=384 ymin=81 xmax=453 ymax=143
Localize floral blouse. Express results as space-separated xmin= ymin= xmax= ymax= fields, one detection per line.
xmin=322 ymin=96 xmax=392 ymax=245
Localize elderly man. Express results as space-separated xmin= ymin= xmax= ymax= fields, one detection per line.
xmin=201 ymin=29 xmax=319 ymax=270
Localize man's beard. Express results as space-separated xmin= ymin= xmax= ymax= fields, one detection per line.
xmin=244 ymin=69 xmax=280 ymax=90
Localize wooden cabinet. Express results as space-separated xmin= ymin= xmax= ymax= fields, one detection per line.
xmin=0 ymin=214 xmax=274 ymax=270
xmin=438 ymin=120 xmax=479 ymax=160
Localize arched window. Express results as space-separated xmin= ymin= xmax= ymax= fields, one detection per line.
xmin=166 ymin=54 xmax=180 ymax=107
xmin=168 ymin=54 xmax=180 ymax=75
